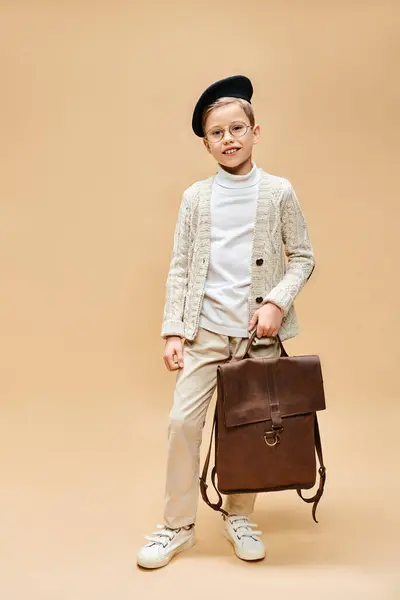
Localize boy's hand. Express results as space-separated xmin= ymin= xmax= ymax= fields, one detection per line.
xmin=249 ymin=302 xmax=284 ymax=338
xmin=163 ymin=336 xmax=184 ymax=371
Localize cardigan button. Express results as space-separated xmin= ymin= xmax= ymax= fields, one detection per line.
xmin=256 ymin=258 xmax=263 ymax=266
xmin=256 ymin=296 xmax=263 ymax=303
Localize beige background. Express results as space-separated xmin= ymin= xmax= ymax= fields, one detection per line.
xmin=0 ymin=1 xmax=399 ymax=598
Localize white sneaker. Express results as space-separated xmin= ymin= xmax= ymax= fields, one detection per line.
xmin=137 ymin=524 xmax=196 ymax=569
xmin=223 ymin=515 xmax=266 ymax=561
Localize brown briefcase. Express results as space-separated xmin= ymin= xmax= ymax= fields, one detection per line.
xmin=200 ymin=330 xmax=327 ymax=522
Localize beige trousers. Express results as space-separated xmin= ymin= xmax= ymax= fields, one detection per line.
xmin=164 ymin=326 xmax=282 ymax=529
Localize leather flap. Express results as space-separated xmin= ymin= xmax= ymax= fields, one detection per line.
xmin=218 ymin=355 xmax=326 ymax=428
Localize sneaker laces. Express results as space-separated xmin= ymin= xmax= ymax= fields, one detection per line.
xmin=228 ymin=516 xmax=262 ymax=541
xmin=144 ymin=524 xmax=191 ymax=548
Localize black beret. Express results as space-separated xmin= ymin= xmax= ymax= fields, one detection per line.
xmin=192 ymin=75 xmax=253 ymax=137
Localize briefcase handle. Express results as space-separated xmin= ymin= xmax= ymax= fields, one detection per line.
xmin=241 ymin=328 xmax=289 ymax=360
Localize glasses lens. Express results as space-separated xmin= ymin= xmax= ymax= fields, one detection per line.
xmin=230 ymin=122 xmax=248 ymax=137
xmin=207 ymin=128 xmax=223 ymax=142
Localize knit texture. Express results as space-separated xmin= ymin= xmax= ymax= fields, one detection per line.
xmin=161 ymin=169 xmax=315 ymax=343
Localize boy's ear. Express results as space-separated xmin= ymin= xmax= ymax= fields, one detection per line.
xmin=252 ymin=124 xmax=261 ymax=145
xmin=202 ymin=138 xmax=212 ymax=154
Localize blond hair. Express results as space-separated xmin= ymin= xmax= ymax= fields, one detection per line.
xmin=201 ymin=97 xmax=255 ymax=136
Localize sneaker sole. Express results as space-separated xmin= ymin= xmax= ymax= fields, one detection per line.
xmin=137 ymin=535 xmax=196 ymax=569
xmin=223 ymin=530 xmax=266 ymax=561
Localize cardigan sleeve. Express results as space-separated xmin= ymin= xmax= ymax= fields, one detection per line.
xmin=161 ymin=190 xmax=191 ymax=338
xmin=262 ymin=180 xmax=315 ymax=316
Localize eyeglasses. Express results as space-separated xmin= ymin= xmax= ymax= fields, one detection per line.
xmin=204 ymin=121 xmax=253 ymax=143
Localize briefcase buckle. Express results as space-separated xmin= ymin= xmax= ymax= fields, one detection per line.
xmin=264 ymin=426 xmax=283 ymax=447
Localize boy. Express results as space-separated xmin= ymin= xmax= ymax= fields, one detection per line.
xmin=137 ymin=75 xmax=315 ymax=569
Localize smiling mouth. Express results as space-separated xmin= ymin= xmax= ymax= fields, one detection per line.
xmin=223 ymin=148 xmax=241 ymax=155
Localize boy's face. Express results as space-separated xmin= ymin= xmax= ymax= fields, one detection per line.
xmin=202 ymin=102 xmax=260 ymax=171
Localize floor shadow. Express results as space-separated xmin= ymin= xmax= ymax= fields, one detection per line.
xmin=193 ymin=500 xmax=398 ymax=570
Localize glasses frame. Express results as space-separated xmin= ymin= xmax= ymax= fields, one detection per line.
xmin=203 ymin=121 xmax=253 ymax=143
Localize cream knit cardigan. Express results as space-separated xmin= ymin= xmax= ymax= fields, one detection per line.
xmin=161 ymin=168 xmax=315 ymax=344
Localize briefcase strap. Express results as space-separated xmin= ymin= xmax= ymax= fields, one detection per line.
xmin=241 ymin=329 xmax=289 ymax=360
xmin=199 ymin=408 xmax=327 ymax=523
xmin=297 ymin=414 xmax=327 ymax=523
xmin=199 ymin=404 xmax=229 ymax=517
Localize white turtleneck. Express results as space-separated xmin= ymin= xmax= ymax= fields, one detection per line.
xmin=199 ymin=160 xmax=261 ymax=337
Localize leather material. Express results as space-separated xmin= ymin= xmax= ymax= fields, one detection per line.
xmin=200 ymin=330 xmax=327 ymax=523
xmin=220 ymin=356 xmax=325 ymax=428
